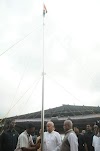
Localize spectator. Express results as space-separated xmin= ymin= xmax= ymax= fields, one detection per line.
xmin=84 ymin=124 xmax=94 ymax=151
xmin=74 ymin=127 xmax=85 ymax=151
xmin=0 ymin=119 xmax=19 ymax=151
xmin=92 ymin=125 xmax=100 ymax=151
xmin=60 ymin=120 xmax=78 ymax=151
xmin=81 ymin=130 xmax=86 ymax=135
xmin=93 ymin=125 xmax=98 ymax=135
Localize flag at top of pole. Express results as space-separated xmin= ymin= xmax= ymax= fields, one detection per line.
xmin=43 ymin=4 xmax=47 ymax=17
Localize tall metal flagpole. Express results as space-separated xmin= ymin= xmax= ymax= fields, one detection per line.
xmin=41 ymin=4 xmax=46 ymax=151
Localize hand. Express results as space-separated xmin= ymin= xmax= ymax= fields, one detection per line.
xmin=36 ymin=142 xmax=40 ymax=149
xmin=29 ymin=141 xmax=33 ymax=146
xmin=21 ymin=147 xmax=28 ymax=151
xmin=37 ymin=138 xmax=41 ymax=144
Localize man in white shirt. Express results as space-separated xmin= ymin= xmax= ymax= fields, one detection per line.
xmin=60 ymin=120 xmax=78 ymax=151
xmin=92 ymin=125 xmax=100 ymax=151
xmin=15 ymin=123 xmax=40 ymax=151
xmin=44 ymin=121 xmax=62 ymax=151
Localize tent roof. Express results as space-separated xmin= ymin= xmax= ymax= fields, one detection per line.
xmin=13 ymin=104 xmax=100 ymax=119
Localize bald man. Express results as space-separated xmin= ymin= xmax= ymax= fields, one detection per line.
xmin=44 ymin=121 xmax=62 ymax=151
xmin=60 ymin=120 xmax=78 ymax=151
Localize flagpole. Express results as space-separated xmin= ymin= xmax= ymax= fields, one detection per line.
xmin=41 ymin=4 xmax=45 ymax=151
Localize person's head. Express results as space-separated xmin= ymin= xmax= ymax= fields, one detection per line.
xmin=6 ymin=119 xmax=16 ymax=129
xmin=39 ymin=129 xmax=42 ymax=135
xmin=81 ymin=130 xmax=86 ymax=135
xmin=86 ymin=124 xmax=92 ymax=132
xmin=98 ymin=127 xmax=100 ymax=134
xmin=63 ymin=120 xmax=73 ymax=132
xmin=74 ymin=127 xmax=79 ymax=134
xmin=26 ymin=123 xmax=35 ymax=135
xmin=93 ymin=125 xmax=99 ymax=135
xmin=46 ymin=121 xmax=55 ymax=133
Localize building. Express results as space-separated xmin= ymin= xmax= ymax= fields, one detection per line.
xmin=9 ymin=104 xmax=100 ymax=133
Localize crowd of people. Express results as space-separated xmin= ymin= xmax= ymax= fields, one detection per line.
xmin=0 ymin=119 xmax=100 ymax=151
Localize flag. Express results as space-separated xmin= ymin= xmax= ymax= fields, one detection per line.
xmin=43 ymin=4 xmax=47 ymax=17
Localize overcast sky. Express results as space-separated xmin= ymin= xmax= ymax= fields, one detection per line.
xmin=0 ymin=0 xmax=100 ymax=118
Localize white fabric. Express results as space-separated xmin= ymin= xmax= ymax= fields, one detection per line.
xmin=68 ymin=132 xmax=78 ymax=151
xmin=92 ymin=135 xmax=100 ymax=151
xmin=44 ymin=131 xmax=62 ymax=151
xmin=15 ymin=130 xmax=33 ymax=151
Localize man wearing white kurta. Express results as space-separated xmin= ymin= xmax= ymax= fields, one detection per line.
xmin=44 ymin=121 xmax=62 ymax=151
xmin=92 ymin=125 xmax=100 ymax=151
xmin=92 ymin=135 xmax=100 ymax=151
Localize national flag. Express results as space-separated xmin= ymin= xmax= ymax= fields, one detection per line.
xmin=43 ymin=4 xmax=47 ymax=17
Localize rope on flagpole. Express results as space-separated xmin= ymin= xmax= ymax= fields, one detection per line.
xmin=0 ymin=24 xmax=42 ymax=57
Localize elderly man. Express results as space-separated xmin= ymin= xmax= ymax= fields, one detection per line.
xmin=60 ymin=120 xmax=78 ymax=151
xmin=44 ymin=121 xmax=62 ymax=151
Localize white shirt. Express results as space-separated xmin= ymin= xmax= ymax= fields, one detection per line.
xmin=92 ymin=135 xmax=100 ymax=151
xmin=68 ymin=132 xmax=78 ymax=151
xmin=44 ymin=131 xmax=62 ymax=151
xmin=15 ymin=130 xmax=33 ymax=151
